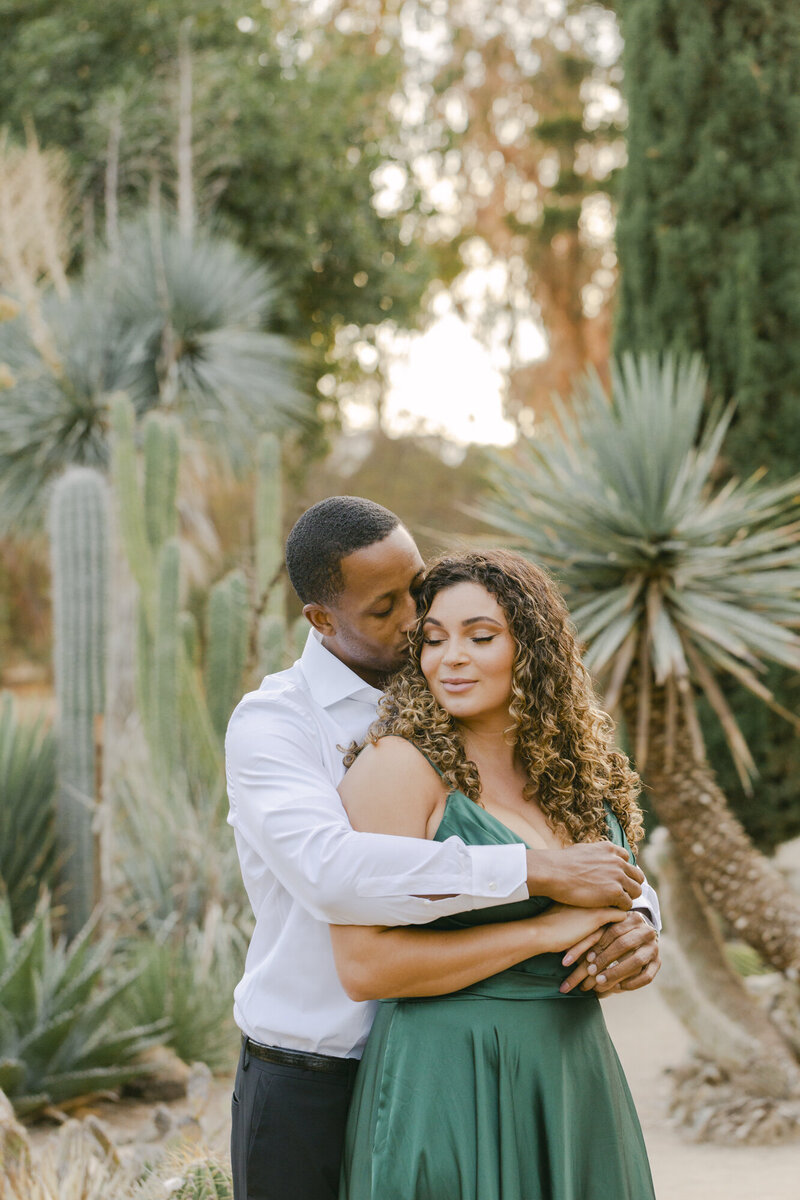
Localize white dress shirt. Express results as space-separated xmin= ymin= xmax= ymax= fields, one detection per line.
xmin=226 ymin=629 xmax=530 ymax=1058
xmin=226 ymin=629 xmax=660 ymax=1059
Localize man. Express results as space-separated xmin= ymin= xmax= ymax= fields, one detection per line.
xmin=226 ymin=496 xmax=660 ymax=1200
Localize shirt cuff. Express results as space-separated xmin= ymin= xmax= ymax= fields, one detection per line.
xmin=632 ymin=880 xmax=662 ymax=932
xmin=466 ymin=841 xmax=529 ymax=905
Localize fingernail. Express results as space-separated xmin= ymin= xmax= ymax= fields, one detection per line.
xmin=559 ymin=982 xmax=570 ymax=993
xmin=587 ymin=952 xmax=596 ymax=962
xmin=597 ymin=974 xmax=606 ymax=984
xmin=562 ymin=954 xmax=573 ymax=966
xmin=587 ymin=964 xmax=597 ymax=975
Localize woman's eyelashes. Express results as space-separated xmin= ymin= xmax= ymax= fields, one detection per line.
xmin=421 ymin=634 xmax=497 ymax=646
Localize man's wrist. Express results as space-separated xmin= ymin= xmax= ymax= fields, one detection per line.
xmin=524 ymin=848 xmax=557 ymax=897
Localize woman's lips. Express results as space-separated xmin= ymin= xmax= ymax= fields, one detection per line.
xmin=440 ymin=679 xmax=477 ymax=693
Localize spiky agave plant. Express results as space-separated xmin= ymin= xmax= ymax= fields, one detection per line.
xmin=482 ymin=352 xmax=800 ymax=972
xmin=0 ymin=896 xmax=166 ymax=1116
xmin=0 ymin=217 xmax=307 ymax=530
xmin=0 ymin=694 xmax=56 ymax=932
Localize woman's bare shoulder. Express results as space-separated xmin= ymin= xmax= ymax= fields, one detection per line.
xmin=339 ymin=736 xmax=444 ymax=835
xmin=356 ymin=735 xmax=438 ymax=771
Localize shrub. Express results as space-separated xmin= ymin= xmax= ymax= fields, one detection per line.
xmin=120 ymin=907 xmax=245 ymax=1072
xmin=113 ymin=765 xmax=246 ymax=931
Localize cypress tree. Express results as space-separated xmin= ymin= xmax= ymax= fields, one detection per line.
xmin=614 ymin=0 xmax=800 ymax=850
xmin=615 ymin=0 xmax=800 ymax=480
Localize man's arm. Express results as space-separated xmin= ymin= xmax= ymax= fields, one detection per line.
xmin=226 ymin=694 xmax=530 ymax=927
xmin=227 ymin=693 xmax=648 ymax=933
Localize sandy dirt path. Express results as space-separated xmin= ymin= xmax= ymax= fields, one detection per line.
xmin=603 ymin=984 xmax=800 ymax=1200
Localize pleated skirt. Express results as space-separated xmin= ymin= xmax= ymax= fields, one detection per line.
xmin=341 ymin=994 xmax=656 ymax=1200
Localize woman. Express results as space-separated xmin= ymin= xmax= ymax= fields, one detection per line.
xmin=331 ymin=550 xmax=655 ymax=1200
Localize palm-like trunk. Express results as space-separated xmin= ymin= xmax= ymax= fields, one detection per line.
xmin=624 ymin=684 xmax=800 ymax=974
xmin=646 ymin=830 xmax=799 ymax=1098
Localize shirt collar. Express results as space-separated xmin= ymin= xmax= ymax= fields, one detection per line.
xmin=298 ymin=627 xmax=384 ymax=708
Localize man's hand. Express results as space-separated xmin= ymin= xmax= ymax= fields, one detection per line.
xmin=526 ymin=842 xmax=644 ymax=910
xmin=558 ymin=911 xmax=660 ymax=995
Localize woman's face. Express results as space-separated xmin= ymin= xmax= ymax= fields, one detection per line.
xmin=419 ymin=581 xmax=516 ymax=725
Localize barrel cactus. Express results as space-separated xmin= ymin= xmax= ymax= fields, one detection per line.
xmin=165 ymin=1158 xmax=233 ymax=1200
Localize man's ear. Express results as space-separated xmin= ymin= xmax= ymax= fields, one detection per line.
xmin=303 ymin=602 xmax=336 ymax=638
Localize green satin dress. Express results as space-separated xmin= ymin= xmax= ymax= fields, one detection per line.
xmin=340 ymin=789 xmax=656 ymax=1200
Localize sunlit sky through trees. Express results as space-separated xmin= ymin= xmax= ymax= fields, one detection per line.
xmin=301 ymin=0 xmax=624 ymax=448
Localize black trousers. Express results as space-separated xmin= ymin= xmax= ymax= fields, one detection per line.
xmin=231 ymin=1040 xmax=358 ymax=1200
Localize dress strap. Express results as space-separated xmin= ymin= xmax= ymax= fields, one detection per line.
xmin=603 ymin=801 xmax=634 ymax=863
xmin=411 ymin=744 xmax=444 ymax=777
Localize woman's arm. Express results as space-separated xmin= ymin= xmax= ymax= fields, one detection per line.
xmin=334 ymin=738 xmax=627 ymax=999
xmin=331 ymin=905 xmax=627 ymax=1001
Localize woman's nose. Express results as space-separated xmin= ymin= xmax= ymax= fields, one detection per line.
xmin=442 ymin=639 xmax=468 ymax=666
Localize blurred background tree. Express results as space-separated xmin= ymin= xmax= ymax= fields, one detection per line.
xmin=614 ymin=0 xmax=800 ymax=856
xmin=422 ymin=0 xmax=625 ymax=412
xmin=0 ymin=0 xmax=435 ymax=377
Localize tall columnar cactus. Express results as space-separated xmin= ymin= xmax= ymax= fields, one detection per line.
xmin=255 ymin=433 xmax=289 ymax=675
xmin=109 ymin=394 xmax=246 ymax=785
xmin=255 ymin=433 xmax=282 ymax=609
xmin=49 ymin=467 xmax=108 ymax=939
xmin=205 ymin=569 xmax=249 ymax=740
xmin=143 ymin=411 xmax=179 ymax=553
xmin=292 ymin=612 xmax=310 ymax=661
xmin=153 ymin=537 xmax=181 ymax=776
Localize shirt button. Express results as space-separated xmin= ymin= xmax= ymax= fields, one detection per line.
xmin=488 ymin=881 xmax=497 ymax=891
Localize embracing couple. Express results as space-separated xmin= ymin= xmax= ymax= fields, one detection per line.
xmin=225 ymin=496 xmax=661 ymax=1200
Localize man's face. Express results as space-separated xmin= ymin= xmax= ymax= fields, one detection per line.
xmin=314 ymin=525 xmax=425 ymax=685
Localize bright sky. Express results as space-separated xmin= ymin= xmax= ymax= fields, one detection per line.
xmin=382 ymin=314 xmax=517 ymax=447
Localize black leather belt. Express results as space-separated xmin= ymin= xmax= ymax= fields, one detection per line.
xmin=242 ymin=1036 xmax=358 ymax=1078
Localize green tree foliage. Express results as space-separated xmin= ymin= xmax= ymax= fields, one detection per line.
xmin=614 ymin=0 xmax=800 ymax=849
xmin=614 ymin=0 xmax=800 ymax=480
xmin=0 ymin=0 xmax=433 ymax=354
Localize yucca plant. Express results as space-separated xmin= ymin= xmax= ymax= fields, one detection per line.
xmin=482 ymin=353 xmax=800 ymax=973
xmin=0 ymin=216 xmax=307 ymax=530
xmin=0 ymin=896 xmax=166 ymax=1117
xmin=0 ymin=695 xmax=56 ymax=932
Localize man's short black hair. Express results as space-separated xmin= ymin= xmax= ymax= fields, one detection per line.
xmin=286 ymin=495 xmax=402 ymax=605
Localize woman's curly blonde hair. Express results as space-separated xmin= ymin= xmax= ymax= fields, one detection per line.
xmin=352 ymin=549 xmax=644 ymax=852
